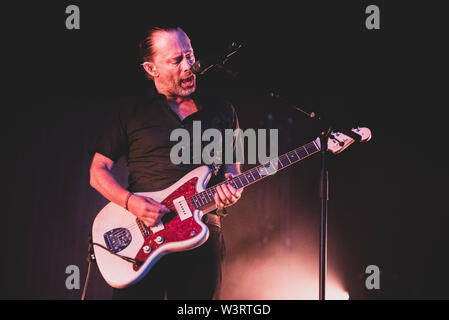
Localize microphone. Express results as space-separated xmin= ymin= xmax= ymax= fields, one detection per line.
xmin=191 ymin=42 xmax=242 ymax=76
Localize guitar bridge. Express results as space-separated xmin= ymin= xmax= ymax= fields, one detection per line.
xmin=136 ymin=218 xmax=150 ymax=237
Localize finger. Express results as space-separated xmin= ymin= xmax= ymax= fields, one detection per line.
xmin=145 ymin=197 xmax=169 ymax=210
xmin=143 ymin=218 xmax=156 ymax=228
xmin=236 ymin=188 xmax=243 ymax=198
xmin=221 ymin=186 xmax=238 ymax=206
xmin=221 ymin=183 xmax=238 ymax=203
xmin=146 ymin=199 xmax=170 ymax=213
xmin=225 ymin=173 xmax=244 ymax=196
xmin=158 ymin=205 xmax=171 ymax=213
xmin=214 ymin=192 xmax=224 ymax=208
xmin=215 ymin=192 xmax=226 ymax=209
xmin=224 ymin=173 xmax=233 ymax=180
xmin=224 ymin=173 xmax=237 ymax=194
xmin=216 ymin=185 xmax=230 ymax=205
xmin=226 ymin=180 xmax=238 ymax=196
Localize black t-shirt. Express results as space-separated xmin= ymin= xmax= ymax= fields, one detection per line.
xmin=89 ymin=83 xmax=240 ymax=193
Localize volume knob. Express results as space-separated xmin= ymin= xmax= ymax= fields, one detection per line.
xmin=155 ymin=236 xmax=164 ymax=244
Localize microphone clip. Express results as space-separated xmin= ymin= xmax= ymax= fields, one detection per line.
xmin=192 ymin=42 xmax=242 ymax=77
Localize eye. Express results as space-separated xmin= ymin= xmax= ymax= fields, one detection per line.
xmin=185 ymin=52 xmax=195 ymax=62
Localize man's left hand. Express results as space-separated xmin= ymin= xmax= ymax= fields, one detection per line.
xmin=214 ymin=173 xmax=244 ymax=209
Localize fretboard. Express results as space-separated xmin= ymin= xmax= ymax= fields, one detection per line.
xmin=190 ymin=139 xmax=321 ymax=209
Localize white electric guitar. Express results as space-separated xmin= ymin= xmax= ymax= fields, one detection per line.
xmin=92 ymin=127 xmax=372 ymax=288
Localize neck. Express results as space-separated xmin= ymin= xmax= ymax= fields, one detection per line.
xmin=165 ymin=95 xmax=198 ymax=120
xmin=166 ymin=96 xmax=191 ymax=105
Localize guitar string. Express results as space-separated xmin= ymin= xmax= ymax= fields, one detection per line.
xmin=119 ymin=167 xmax=279 ymax=232
xmin=118 ymin=143 xmax=320 ymax=231
xmin=120 ymin=178 xmax=236 ymax=231
xmin=102 ymin=149 xmax=324 ymax=257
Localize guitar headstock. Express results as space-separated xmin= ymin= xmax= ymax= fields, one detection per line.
xmin=314 ymin=127 xmax=372 ymax=155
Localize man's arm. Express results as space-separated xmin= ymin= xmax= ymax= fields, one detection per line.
xmin=90 ymin=152 xmax=170 ymax=227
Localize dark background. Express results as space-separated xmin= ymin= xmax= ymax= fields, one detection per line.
xmin=2 ymin=1 xmax=448 ymax=299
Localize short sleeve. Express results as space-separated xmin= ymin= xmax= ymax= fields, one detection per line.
xmin=88 ymin=106 xmax=128 ymax=162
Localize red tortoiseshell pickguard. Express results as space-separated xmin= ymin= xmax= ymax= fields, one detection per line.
xmin=132 ymin=177 xmax=203 ymax=271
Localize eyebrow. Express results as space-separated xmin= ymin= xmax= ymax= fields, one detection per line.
xmin=168 ymin=55 xmax=183 ymax=63
xmin=167 ymin=50 xmax=194 ymax=62
xmin=167 ymin=50 xmax=194 ymax=61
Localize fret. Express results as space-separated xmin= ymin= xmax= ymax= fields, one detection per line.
xmin=190 ymin=195 xmax=198 ymax=208
xmin=195 ymin=195 xmax=202 ymax=208
xmin=209 ymin=187 xmax=218 ymax=203
xmin=312 ymin=139 xmax=321 ymax=151
xmin=196 ymin=195 xmax=204 ymax=207
xmin=305 ymin=142 xmax=318 ymax=155
xmin=287 ymin=150 xmax=299 ymax=163
xmin=266 ymin=160 xmax=278 ymax=175
xmin=206 ymin=191 xmax=214 ymax=204
xmin=241 ymin=173 xmax=250 ymax=185
xmin=293 ymin=149 xmax=301 ymax=159
xmin=273 ymin=157 xmax=283 ymax=170
xmin=257 ymin=165 xmax=269 ymax=177
xmin=250 ymin=168 xmax=261 ymax=180
xmin=238 ymin=175 xmax=246 ymax=188
xmin=229 ymin=179 xmax=238 ymax=189
xmin=279 ymin=155 xmax=290 ymax=167
xmin=234 ymin=176 xmax=244 ymax=189
xmin=248 ymin=170 xmax=256 ymax=180
xmin=200 ymin=192 xmax=208 ymax=204
xmin=207 ymin=191 xmax=214 ymax=204
xmin=201 ymin=191 xmax=210 ymax=204
xmin=244 ymin=172 xmax=255 ymax=183
xmin=206 ymin=189 xmax=215 ymax=201
xmin=296 ymin=146 xmax=308 ymax=158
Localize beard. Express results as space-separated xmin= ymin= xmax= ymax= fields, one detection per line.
xmin=162 ymin=75 xmax=196 ymax=98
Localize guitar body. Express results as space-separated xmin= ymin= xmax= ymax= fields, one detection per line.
xmin=92 ymin=165 xmax=215 ymax=288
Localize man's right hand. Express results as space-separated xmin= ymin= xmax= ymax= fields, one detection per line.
xmin=126 ymin=194 xmax=171 ymax=227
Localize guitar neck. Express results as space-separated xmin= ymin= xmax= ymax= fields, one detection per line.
xmin=190 ymin=138 xmax=321 ymax=209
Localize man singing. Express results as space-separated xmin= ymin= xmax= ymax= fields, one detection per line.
xmin=89 ymin=26 xmax=243 ymax=299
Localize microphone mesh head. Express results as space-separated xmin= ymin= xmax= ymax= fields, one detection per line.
xmin=191 ymin=60 xmax=202 ymax=74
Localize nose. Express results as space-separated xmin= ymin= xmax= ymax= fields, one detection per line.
xmin=181 ymin=55 xmax=195 ymax=72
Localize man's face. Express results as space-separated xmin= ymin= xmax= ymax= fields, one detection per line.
xmin=150 ymin=30 xmax=196 ymax=98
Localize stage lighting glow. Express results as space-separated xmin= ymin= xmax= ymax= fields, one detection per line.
xmin=221 ymin=241 xmax=348 ymax=300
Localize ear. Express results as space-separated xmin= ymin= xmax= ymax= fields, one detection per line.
xmin=142 ymin=61 xmax=159 ymax=78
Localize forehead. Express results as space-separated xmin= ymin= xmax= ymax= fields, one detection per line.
xmin=152 ymin=30 xmax=193 ymax=60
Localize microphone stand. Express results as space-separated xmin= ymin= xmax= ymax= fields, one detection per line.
xmin=296 ymin=105 xmax=331 ymax=301
xmin=269 ymin=93 xmax=331 ymax=300
xmin=319 ymin=126 xmax=330 ymax=301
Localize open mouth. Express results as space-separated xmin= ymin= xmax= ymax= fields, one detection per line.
xmin=180 ymin=75 xmax=195 ymax=87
